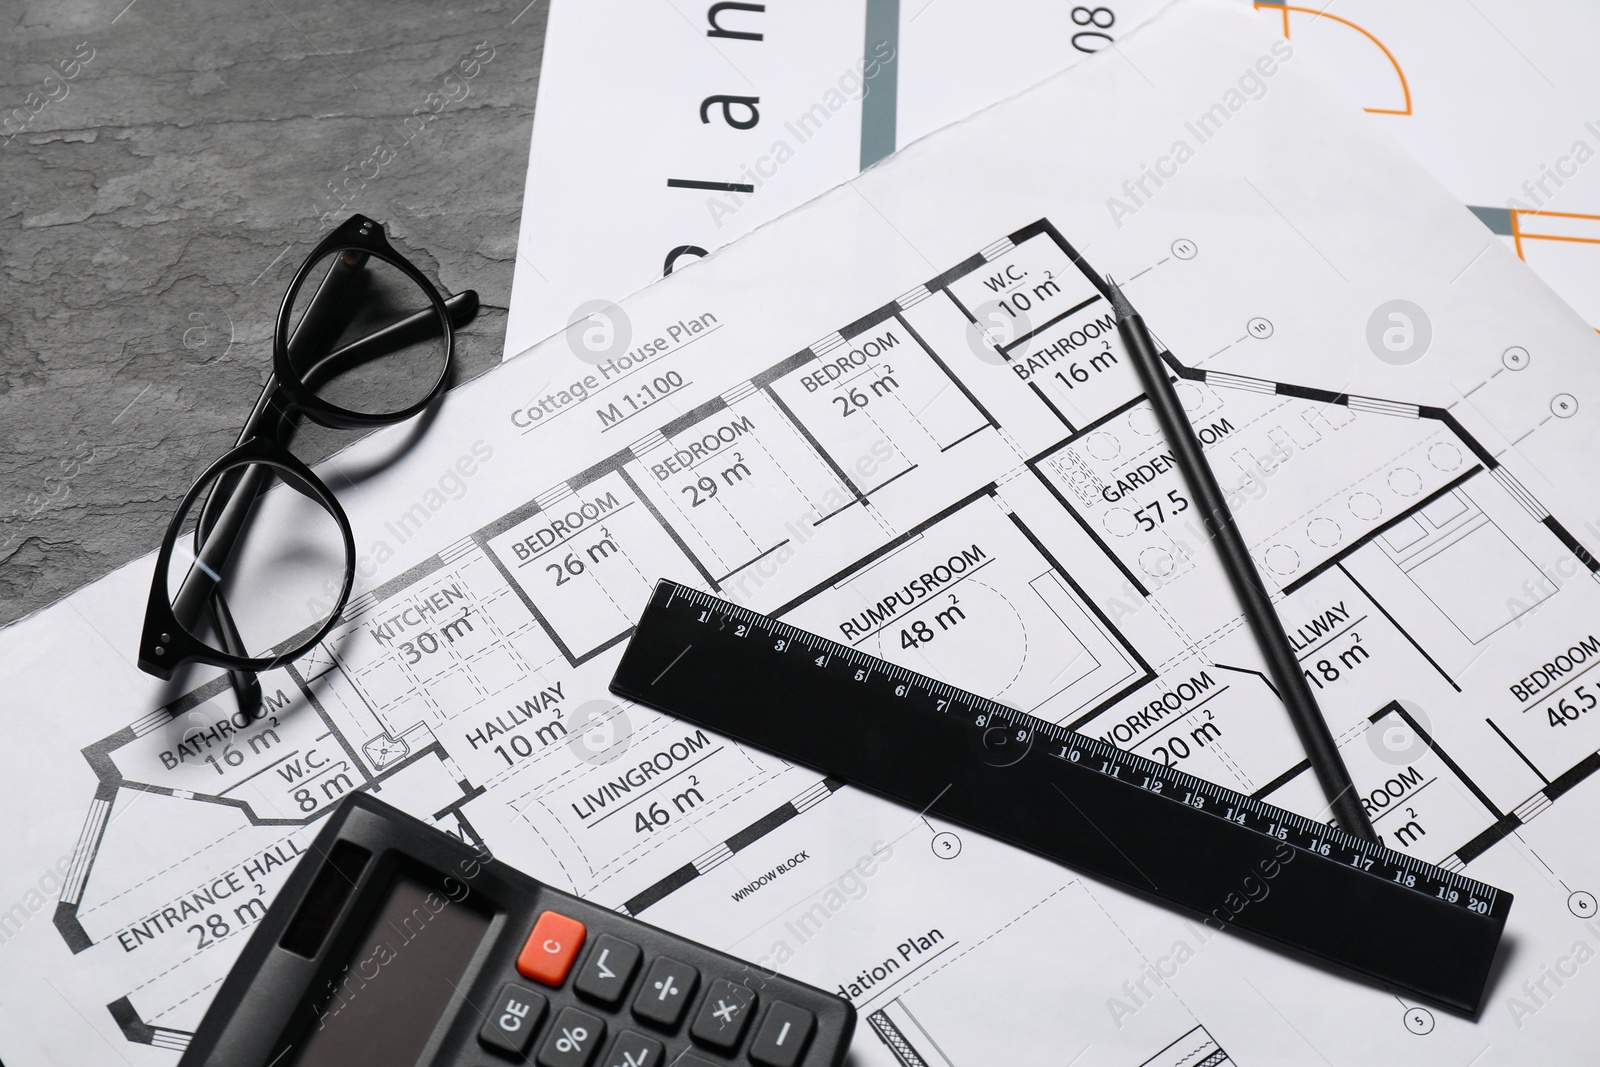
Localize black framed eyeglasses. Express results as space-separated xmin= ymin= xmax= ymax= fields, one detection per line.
xmin=138 ymin=215 xmax=478 ymax=708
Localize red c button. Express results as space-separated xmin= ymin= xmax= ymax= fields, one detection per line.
xmin=517 ymin=911 xmax=586 ymax=987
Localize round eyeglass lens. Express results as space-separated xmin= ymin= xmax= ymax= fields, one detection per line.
xmin=165 ymin=459 xmax=347 ymax=661
xmin=284 ymin=249 xmax=449 ymax=416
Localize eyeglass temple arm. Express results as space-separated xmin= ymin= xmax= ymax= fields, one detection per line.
xmin=206 ymin=594 xmax=264 ymax=714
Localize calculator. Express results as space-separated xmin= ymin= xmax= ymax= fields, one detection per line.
xmin=180 ymin=793 xmax=854 ymax=1067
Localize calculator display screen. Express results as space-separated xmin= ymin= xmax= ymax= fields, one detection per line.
xmin=292 ymin=875 xmax=487 ymax=1067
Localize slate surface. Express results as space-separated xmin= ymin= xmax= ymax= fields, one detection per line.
xmin=0 ymin=0 xmax=551 ymax=627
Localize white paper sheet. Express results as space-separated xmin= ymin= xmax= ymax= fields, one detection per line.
xmin=506 ymin=0 xmax=1600 ymax=361
xmin=5 ymin=2 xmax=1600 ymax=1063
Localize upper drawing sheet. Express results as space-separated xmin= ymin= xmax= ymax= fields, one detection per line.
xmin=505 ymin=0 xmax=1600 ymax=360
xmin=3 ymin=1 xmax=1599 ymax=1064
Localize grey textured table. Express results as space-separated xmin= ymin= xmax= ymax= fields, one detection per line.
xmin=0 ymin=0 xmax=550 ymax=627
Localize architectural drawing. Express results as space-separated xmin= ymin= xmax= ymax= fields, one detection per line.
xmin=51 ymin=218 xmax=1600 ymax=1060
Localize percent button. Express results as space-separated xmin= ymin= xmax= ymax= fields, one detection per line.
xmin=538 ymin=1005 xmax=606 ymax=1067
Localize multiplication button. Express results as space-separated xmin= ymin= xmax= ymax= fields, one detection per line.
xmin=536 ymin=1005 xmax=606 ymax=1067
xmin=749 ymin=1002 xmax=815 ymax=1067
xmin=478 ymin=982 xmax=547 ymax=1056
xmin=631 ymin=957 xmax=698 ymax=1027
xmin=688 ymin=978 xmax=755 ymax=1049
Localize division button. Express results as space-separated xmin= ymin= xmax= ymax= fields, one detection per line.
xmin=519 ymin=911 xmax=588 ymax=987
xmin=631 ymin=956 xmax=699 ymax=1028
xmin=479 ymin=982 xmax=548 ymax=1056
xmin=749 ymin=1002 xmax=816 ymax=1067
xmin=688 ymin=978 xmax=756 ymax=1049
xmin=601 ymin=1029 xmax=664 ymax=1067
xmin=536 ymin=1005 xmax=606 ymax=1067
xmin=575 ymin=934 xmax=642 ymax=1006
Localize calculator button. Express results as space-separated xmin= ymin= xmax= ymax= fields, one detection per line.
xmin=749 ymin=1002 xmax=816 ymax=1067
xmin=519 ymin=911 xmax=588 ymax=987
xmin=688 ymin=978 xmax=756 ymax=1049
xmin=575 ymin=934 xmax=642 ymax=1005
xmin=479 ymin=982 xmax=548 ymax=1056
xmin=536 ymin=1005 xmax=606 ymax=1067
xmin=601 ymin=1029 xmax=664 ymax=1067
xmin=631 ymin=957 xmax=698 ymax=1027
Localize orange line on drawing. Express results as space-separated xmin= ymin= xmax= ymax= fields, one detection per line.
xmin=1510 ymin=207 xmax=1526 ymax=260
xmin=1512 ymin=209 xmax=1600 ymax=255
xmin=1255 ymin=3 xmax=1412 ymax=116
xmin=1512 ymin=231 xmax=1600 ymax=247
xmin=1512 ymin=208 xmax=1600 ymax=223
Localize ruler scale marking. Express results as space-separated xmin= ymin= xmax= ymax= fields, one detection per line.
xmin=611 ymin=581 xmax=1511 ymax=1015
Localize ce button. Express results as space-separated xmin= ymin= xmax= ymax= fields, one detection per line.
xmin=479 ymin=982 xmax=548 ymax=1056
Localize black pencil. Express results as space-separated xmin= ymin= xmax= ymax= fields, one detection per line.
xmin=1105 ymin=277 xmax=1378 ymax=842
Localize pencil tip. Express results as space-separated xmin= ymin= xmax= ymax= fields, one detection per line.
xmin=1104 ymin=275 xmax=1135 ymax=321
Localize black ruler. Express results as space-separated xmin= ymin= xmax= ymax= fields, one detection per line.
xmin=611 ymin=580 xmax=1512 ymax=1016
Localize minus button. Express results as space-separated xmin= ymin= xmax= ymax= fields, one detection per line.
xmin=749 ymin=1001 xmax=815 ymax=1067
